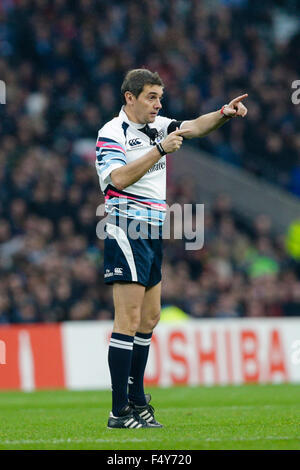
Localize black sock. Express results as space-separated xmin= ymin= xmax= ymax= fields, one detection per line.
xmin=108 ymin=332 xmax=134 ymax=416
xmin=128 ymin=332 xmax=152 ymax=406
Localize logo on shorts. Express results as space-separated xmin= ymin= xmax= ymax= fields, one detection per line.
xmin=104 ymin=269 xmax=114 ymax=278
xmin=114 ymin=267 xmax=123 ymax=275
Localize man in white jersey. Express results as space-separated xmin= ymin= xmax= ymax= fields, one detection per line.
xmin=95 ymin=69 xmax=247 ymax=429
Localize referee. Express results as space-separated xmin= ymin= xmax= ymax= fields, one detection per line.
xmin=95 ymin=69 xmax=247 ymax=429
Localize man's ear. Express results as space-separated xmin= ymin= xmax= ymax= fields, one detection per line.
xmin=125 ymin=91 xmax=135 ymax=105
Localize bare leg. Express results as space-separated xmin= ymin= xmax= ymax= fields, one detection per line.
xmin=138 ymin=281 xmax=161 ymax=333
xmin=112 ymin=282 xmax=146 ymax=336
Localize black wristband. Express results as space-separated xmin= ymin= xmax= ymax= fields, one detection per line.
xmin=156 ymin=142 xmax=166 ymax=156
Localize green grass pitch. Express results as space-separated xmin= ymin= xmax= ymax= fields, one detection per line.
xmin=1 ymin=384 xmax=300 ymax=450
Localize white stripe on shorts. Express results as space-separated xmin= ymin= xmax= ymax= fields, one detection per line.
xmin=106 ymin=222 xmax=138 ymax=282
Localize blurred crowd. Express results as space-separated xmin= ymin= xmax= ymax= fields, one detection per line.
xmin=0 ymin=0 xmax=299 ymax=189
xmin=163 ymin=187 xmax=300 ymax=318
xmin=1 ymin=171 xmax=300 ymax=322
xmin=1 ymin=0 xmax=300 ymax=323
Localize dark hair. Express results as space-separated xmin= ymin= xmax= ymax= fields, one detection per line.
xmin=121 ymin=69 xmax=164 ymax=104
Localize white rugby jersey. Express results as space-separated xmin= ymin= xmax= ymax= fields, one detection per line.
xmin=95 ymin=107 xmax=182 ymax=225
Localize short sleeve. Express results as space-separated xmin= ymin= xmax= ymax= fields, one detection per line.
xmin=167 ymin=120 xmax=184 ymax=134
xmin=155 ymin=116 xmax=186 ymax=138
xmin=95 ymin=126 xmax=127 ymax=185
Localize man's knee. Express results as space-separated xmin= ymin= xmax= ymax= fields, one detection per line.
xmin=140 ymin=310 xmax=161 ymax=332
xmin=114 ymin=306 xmax=141 ymax=336
xmin=151 ymin=311 xmax=161 ymax=329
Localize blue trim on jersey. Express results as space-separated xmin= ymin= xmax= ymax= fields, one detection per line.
xmin=104 ymin=185 xmax=166 ymax=204
xmin=105 ymin=197 xmax=166 ymax=226
xmin=98 ymin=159 xmax=126 ymax=174
xmin=106 ymin=196 xmax=166 ymax=206
xmin=102 ymin=152 xmax=126 ymax=162
xmin=106 ymin=206 xmax=164 ymax=226
xmin=100 ymin=148 xmax=124 ymax=156
xmin=122 ymin=122 xmax=129 ymax=139
xmin=98 ymin=137 xmax=124 ymax=146
xmin=96 ymin=152 xmax=126 ymax=163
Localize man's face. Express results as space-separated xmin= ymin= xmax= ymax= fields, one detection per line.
xmin=129 ymin=84 xmax=163 ymax=124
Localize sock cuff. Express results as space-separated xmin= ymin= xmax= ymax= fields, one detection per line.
xmin=110 ymin=332 xmax=134 ymax=350
xmin=134 ymin=332 xmax=152 ymax=347
xmin=111 ymin=332 xmax=134 ymax=342
xmin=135 ymin=332 xmax=153 ymax=339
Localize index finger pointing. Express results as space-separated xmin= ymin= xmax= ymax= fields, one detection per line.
xmin=231 ymin=93 xmax=248 ymax=104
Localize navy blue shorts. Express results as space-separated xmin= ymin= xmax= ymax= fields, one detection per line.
xmin=103 ymin=216 xmax=163 ymax=287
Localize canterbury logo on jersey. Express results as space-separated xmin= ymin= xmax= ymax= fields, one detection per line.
xmin=129 ymin=138 xmax=142 ymax=146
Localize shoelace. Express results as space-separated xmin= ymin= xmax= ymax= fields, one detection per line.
xmin=147 ymin=404 xmax=155 ymax=415
xmin=132 ymin=408 xmax=147 ymax=424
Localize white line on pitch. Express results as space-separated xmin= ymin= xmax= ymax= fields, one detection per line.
xmin=205 ymin=436 xmax=300 ymax=442
xmin=0 ymin=437 xmax=148 ymax=445
xmin=1 ymin=435 xmax=300 ymax=446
